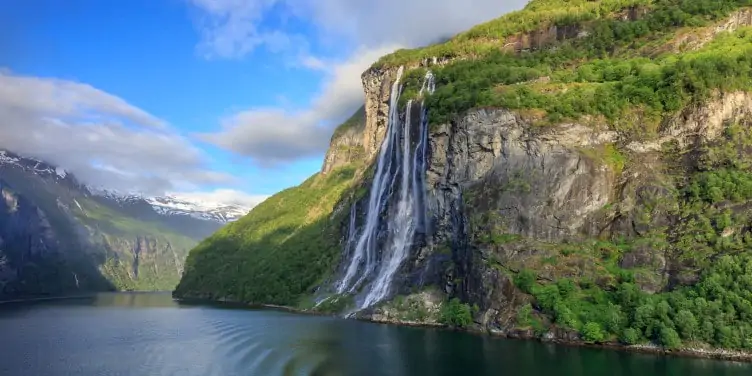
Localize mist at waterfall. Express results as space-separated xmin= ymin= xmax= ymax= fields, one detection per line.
xmin=335 ymin=68 xmax=436 ymax=310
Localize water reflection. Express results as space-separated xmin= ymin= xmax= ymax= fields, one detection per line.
xmin=1 ymin=293 xmax=751 ymax=376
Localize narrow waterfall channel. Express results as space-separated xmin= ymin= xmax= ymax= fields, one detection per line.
xmin=335 ymin=68 xmax=436 ymax=311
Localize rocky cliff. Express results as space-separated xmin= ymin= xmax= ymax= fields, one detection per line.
xmin=0 ymin=150 xmax=197 ymax=299
xmin=176 ymin=0 xmax=752 ymax=353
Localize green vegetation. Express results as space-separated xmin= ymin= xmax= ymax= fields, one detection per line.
xmin=175 ymin=166 xmax=360 ymax=305
xmin=425 ymin=26 xmax=752 ymax=127
xmin=515 ymin=253 xmax=752 ymax=350
xmin=331 ymin=106 xmax=366 ymax=139
xmin=580 ymin=144 xmax=627 ymax=174
xmin=375 ymin=0 xmax=654 ymax=68
xmin=379 ymin=0 xmax=752 ymax=132
xmin=505 ymin=120 xmax=752 ymax=350
xmin=376 ymin=0 xmax=752 ymax=68
xmin=380 ymin=291 xmax=442 ymax=322
xmin=75 ymin=198 xmax=195 ymax=291
xmin=439 ymin=298 xmax=476 ymax=327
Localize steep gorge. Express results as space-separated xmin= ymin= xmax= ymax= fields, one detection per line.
xmin=176 ymin=0 xmax=752 ymax=354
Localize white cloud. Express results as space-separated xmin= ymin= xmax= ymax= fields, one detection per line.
xmin=197 ymin=46 xmax=397 ymax=165
xmin=188 ymin=0 xmax=528 ymax=60
xmin=188 ymin=0 xmax=528 ymax=164
xmin=188 ymin=0 xmax=301 ymax=59
xmin=290 ymin=0 xmax=529 ymax=49
xmin=0 ymin=71 xmax=234 ymax=196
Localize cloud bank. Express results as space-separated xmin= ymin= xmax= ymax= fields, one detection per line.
xmin=0 ymin=71 xmax=232 ymax=196
xmin=188 ymin=0 xmax=528 ymax=165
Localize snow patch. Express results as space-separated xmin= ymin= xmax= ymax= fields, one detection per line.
xmin=89 ymin=187 xmax=251 ymax=223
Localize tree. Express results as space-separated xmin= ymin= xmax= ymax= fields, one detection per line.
xmin=675 ymin=310 xmax=698 ymax=341
xmin=439 ymin=298 xmax=474 ymax=328
xmin=582 ymin=322 xmax=606 ymax=343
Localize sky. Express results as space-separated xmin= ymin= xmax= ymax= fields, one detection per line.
xmin=0 ymin=0 xmax=526 ymax=207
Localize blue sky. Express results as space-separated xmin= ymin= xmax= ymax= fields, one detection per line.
xmin=0 ymin=0 xmax=524 ymax=206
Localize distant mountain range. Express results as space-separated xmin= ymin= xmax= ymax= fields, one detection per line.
xmin=89 ymin=188 xmax=251 ymax=224
xmin=1 ymin=149 xmax=251 ymax=225
xmin=0 ymin=149 xmax=250 ymax=299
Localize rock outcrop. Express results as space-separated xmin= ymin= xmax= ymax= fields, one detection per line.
xmin=322 ymin=107 xmax=368 ymax=174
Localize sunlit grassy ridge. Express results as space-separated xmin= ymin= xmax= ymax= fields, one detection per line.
xmin=175 ymin=165 xmax=360 ymax=305
xmin=374 ymin=0 xmax=750 ymax=68
xmin=423 ymin=27 xmax=752 ymax=128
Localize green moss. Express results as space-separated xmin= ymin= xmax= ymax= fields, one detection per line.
xmin=331 ymin=106 xmax=366 ymax=139
xmin=578 ymin=143 xmax=627 ymax=174
xmin=383 ymin=290 xmax=442 ymax=322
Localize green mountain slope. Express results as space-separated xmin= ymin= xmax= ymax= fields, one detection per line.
xmin=175 ymin=0 xmax=752 ymax=354
xmin=175 ymin=109 xmax=368 ymax=305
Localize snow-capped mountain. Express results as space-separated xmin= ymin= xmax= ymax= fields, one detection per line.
xmin=0 ymin=150 xmax=75 ymax=182
xmin=88 ymin=188 xmax=251 ymax=223
xmin=145 ymin=195 xmax=250 ymax=223
xmin=1 ymin=150 xmax=251 ymax=225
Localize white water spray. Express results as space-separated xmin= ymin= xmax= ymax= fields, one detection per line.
xmin=363 ymin=98 xmax=415 ymax=308
xmin=337 ymin=67 xmax=405 ymax=294
xmin=336 ymin=69 xmax=436 ymax=309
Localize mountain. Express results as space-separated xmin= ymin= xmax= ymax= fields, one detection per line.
xmin=88 ymin=189 xmax=250 ymax=240
xmin=90 ymin=189 xmax=250 ymax=224
xmin=0 ymin=149 xmax=231 ymax=299
xmin=175 ymin=0 xmax=752 ymax=354
xmin=145 ymin=195 xmax=249 ymax=223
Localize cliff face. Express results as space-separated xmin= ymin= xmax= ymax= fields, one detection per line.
xmin=413 ymin=93 xmax=752 ymax=329
xmin=175 ymin=0 xmax=752 ymax=352
xmin=325 ymin=2 xmax=752 ymax=346
xmin=322 ymin=106 xmax=367 ymax=174
xmin=353 ymin=72 xmax=752 ymax=310
xmin=0 ymin=151 xmax=195 ymax=299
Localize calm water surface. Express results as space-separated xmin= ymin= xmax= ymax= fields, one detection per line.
xmin=1 ymin=292 xmax=750 ymax=376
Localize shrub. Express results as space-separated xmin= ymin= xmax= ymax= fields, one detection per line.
xmin=439 ymin=298 xmax=474 ymax=327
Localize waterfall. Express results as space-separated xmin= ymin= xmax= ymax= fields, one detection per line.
xmin=362 ymin=98 xmax=415 ymax=308
xmin=413 ymin=71 xmax=434 ymax=234
xmin=337 ymin=67 xmax=405 ymax=294
xmin=337 ymin=68 xmax=436 ymax=310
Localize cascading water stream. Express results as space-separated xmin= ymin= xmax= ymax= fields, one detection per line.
xmin=336 ymin=68 xmax=436 ymax=310
xmin=337 ymin=67 xmax=405 ymax=294
xmin=362 ymin=99 xmax=415 ymax=308
xmin=413 ymin=71 xmax=434 ymax=234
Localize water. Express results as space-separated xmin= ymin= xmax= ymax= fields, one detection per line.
xmin=337 ymin=67 xmax=405 ymax=296
xmin=1 ymin=293 xmax=750 ymax=376
xmin=337 ymin=69 xmax=436 ymax=310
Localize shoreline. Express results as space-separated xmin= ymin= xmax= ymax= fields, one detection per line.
xmin=0 ymin=290 xmax=172 ymax=305
xmin=174 ymin=294 xmax=752 ymax=363
xmin=0 ymin=294 xmax=98 ymax=305
xmin=498 ymin=332 xmax=752 ymax=363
